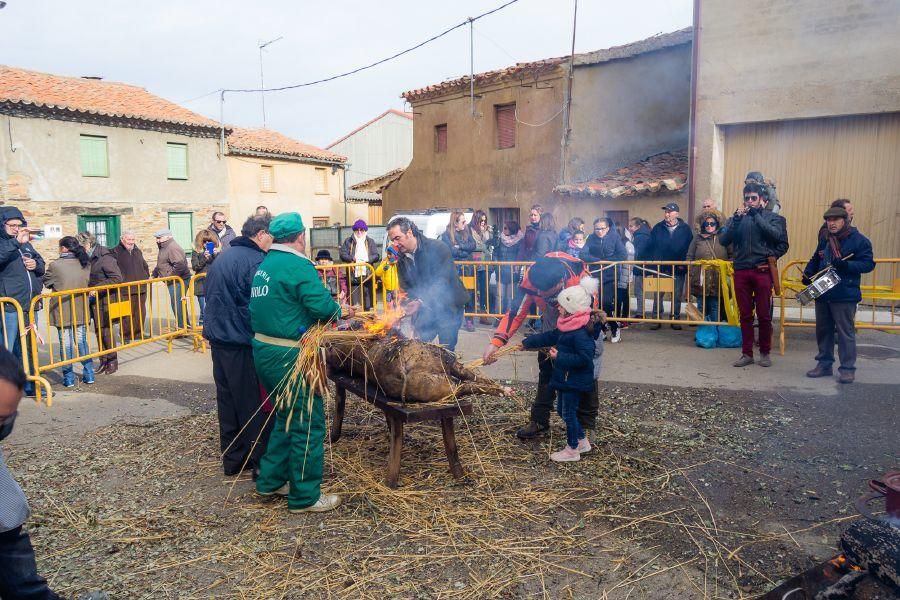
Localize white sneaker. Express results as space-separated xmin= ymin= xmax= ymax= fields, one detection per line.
xmin=257 ymin=483 xmax=289 ymax=497
xmin=289 ymin=494 xmax=342 ymax=513
xmin=610 ymin=329 xmax=621 ymax=343
xmin=575 ymin=438 xmax=592 ymax=453
xmin=550 ymin=446 xmax=580 ymax=462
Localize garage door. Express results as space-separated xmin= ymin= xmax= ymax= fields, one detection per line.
xmin=722 ymin=112 xmax=900 ymax=282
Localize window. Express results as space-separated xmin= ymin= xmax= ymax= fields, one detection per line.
xmin=76 ymin=215 xmax=120 ymax=247
xmin=260 ymin=165 xmax=275 ymax=192
xmin=167 ymin=212 xmax=193 ymax=254
xmin=80 ymin=135 xmax=109 ymax=177
xmin=495 ymin=104 xmax=516 ymax=149
xmin=166 ymin=143 xmax=188 ymax=180
xmin=434 ymin=124 xmax=448 ymax=153
xmin=312 ymin=216 xmax=330 ymax=228
xmin=315 ymin=167 xmax=328 ymax=194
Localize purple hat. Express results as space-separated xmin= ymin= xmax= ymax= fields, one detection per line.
xmin=352 ymin=219 xmax=368 ymax=231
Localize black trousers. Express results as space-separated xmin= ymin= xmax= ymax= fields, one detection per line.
xmin=0 ymin=526 xmax=60 ymax=600
xmin=530 ymin=351 xmax=599 ymax=430
xmin=210 ymin=342 xmax=273 ymax=474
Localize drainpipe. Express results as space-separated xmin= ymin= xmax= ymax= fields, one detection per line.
xmin=343 ymin=162 xmax=350 ymax=226
xmin=559 ymin=0 xmax=578 ymax=185
xmin=686 ymin=0 xmax=700 ymax=228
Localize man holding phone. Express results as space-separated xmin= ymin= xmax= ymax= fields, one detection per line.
xmin=0 ymin=207 xmax=44 ymax=396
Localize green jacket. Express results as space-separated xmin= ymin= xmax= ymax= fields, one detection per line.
xmin=249 ymin=244 xmax=340 ymax=340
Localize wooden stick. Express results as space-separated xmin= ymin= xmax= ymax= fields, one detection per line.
xmin=464 ymin=344 xmax=524 ymax=369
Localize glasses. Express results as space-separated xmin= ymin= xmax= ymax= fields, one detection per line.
xmin=703 ymin=221 xmax=718 ymax=228
xmin=480 ymin=218 xmax=487 ymax=223
xmin=594 ymin=226 xmax=608 ymax=231
xmin=215 ymin=219 xmax=227 ymax=224
xmin=743 ymin=195 xmax=759 ymax=202
xmin=5 ymin=222 xmax=23 ymax=229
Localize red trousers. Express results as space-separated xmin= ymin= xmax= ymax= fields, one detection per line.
xmin=733 ymin=268 xmax=773 ymax=356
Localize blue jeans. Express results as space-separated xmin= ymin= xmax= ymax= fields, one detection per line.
xmin=0 ymin=526 xmax=61 ymax=599
xmin=697 ymin=294 xmax=720 ymax=322
xmin=556 ymin=390 xmax=585 ymax=449
xmin=57 ymin=325 xmax=94 ymax=385
xmin=167 ymin=281 xmax=186 ymax=328
xmin=197 ymin=295 xmax=206 ymax=326
xmin=4 ymin=310 xmax=34 ymax=395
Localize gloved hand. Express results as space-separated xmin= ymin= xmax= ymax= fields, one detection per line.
xmin=832 ymin=257 xmax=848 ymax=272
xmin=801 ymin=275 xmax=812 ymax=286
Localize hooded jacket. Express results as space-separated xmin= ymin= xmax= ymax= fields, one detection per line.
xmin=719 ymin=207 xmax=789 ymax=270
xmin=203 ymin=236 xmax=267 ymax=346
xmin=0 ymin=207 xmax=45 ymax=313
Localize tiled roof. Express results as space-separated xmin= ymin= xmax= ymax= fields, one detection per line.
xmin=554 ymin=151 xmax=688 ymax=198
xmin=0 ymin=65 xmax=220 ymax=131
xmin=327 ymin=109 xmax=413 ymax=148
xmin=574 ymin=28 xmax=692 ymax=66
xmin=351 ymin=168 xmax=405 ymax=193
xmin=401 ymin=27 xmax=692 ymax=103
xmin=227 ymin=127 xmax=346 ymax=163
xmin=402 ymin=58 xmax=567 ymax=102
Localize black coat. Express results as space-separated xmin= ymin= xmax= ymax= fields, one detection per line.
xmin=439 ymin=230 xmax=476 ymax=260
xmin=630 ymin=222 xmax=652 ymax=275
xmin=0 ymin=206 xmax=45 ymax=313
xmin=533 ymin=229 xmax=558 ymax=258
xmin=803 ymin=229 xmax=875 ymax=303
xmin=338 ymin=235 xmax=380 ymax=265
xmin=397 ymin=233 xmax=469 ymax=324
xmin=522 ymin=327 xmax=596 ymax=392
xmin=648 ymin=218 xmax=693 ymax=275
xmin=719 ymin=209 xmax=789 ymax=270
xmin=580 ymin=230 xmax=626 ymax=284
xmin=202 ymin=237 xmax=266 ymax=346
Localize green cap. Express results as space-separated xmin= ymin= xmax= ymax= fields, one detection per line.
xmin=269 ymin=212 xmax=305 ymax=238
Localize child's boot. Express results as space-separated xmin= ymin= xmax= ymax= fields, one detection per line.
xmin=550 ymin=446 xmax=580 ymax=462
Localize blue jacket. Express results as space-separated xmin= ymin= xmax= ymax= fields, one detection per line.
xmin=648 ymin=218 xmax=693 ymax=275
xmin=202 ymin=236 xmax=266 ymax=346
xmin=631 ymin=222 xmax=651 ymax=276
xmin=803 ymin=229 xmax=875 ymax=303
xmin=522 ymin=326 xmax=596 ymax=392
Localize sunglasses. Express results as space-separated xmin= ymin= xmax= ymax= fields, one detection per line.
xmin=743 ymin=196 xmax=759 ymax=202
xmin=594 ymin=226 xmax=608 ymax=231
xmin=215 ymin=219 xmax=227 ymax=224
xmin=703 ymin=221 xmax=718 ymax=227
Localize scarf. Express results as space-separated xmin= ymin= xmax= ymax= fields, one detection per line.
xmin=500 ymin=230 xmax=525 ymax=247
xmin=353 ymin=235 xmax=368 ymax=277
xmin=557 ymin=310 xmax=590 ymax=332
xmin=826 ymin=223 xmax=853 ymax=259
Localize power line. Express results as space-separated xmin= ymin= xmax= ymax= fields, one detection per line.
xmin=221 ymin=0 xmax=522 ymax=95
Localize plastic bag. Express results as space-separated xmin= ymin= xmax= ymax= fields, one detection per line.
xmin=716 ymin=325 xmax=742 ymax=348
xmin=695 ymin=324 xmax=718 ymax=349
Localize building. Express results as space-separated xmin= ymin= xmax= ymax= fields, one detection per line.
xmin=383 ymin=29 xmax=692 ymax=230
xmin=690 ymin=0 xmax=900 ymax=267
xmin=0 ymin=65 xmax=228 ymax=262
xmin=327 ymin=109 xmax=413 ymax=225
xmin=225 ymin=127 xmax=357 ymax=233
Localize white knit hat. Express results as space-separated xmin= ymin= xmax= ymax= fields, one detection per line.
xmin=557 ymin=277 xmax=598 ymax=314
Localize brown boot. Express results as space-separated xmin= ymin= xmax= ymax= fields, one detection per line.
xmin=96 ymin=356 xmax=109 ymax=375
xmin=104 ymin=358 xmax=118 ymax=375
xmin=838 ymin=370 xmax=854 ymax=384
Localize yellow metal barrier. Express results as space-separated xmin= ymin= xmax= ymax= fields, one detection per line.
xmin=778 ymin=258 xmax=899 ymax=354
xmin=186 ymin=272 xmax=207 ymax=352
xmin=28 ymin=276 xmax=200 ymax=403
xmin=453 ymin=259 xmax=738 ymax=326
xmin=313 ymin=262 xmax=377 ymax=313
xmin=0 ymin=296 xmax=53 ymax=406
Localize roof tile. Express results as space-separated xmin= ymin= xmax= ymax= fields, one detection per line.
xmin=227 ymin=127 xmax=345 ymax=163
xmin=554 ymin=151 xmax=688 ymax=199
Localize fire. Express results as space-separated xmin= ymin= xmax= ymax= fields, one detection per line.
xmin=826 ymin=554 xmax=862 ymax=573
xmin=364 ymin=302 xmax=406 ymax=335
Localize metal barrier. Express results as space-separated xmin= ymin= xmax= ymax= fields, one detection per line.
xmin=27 ymin=276 xmax=200 ymax=403
xmin=186 ymin=272 xmax=207 ymax=352
xmin=453 ymin=259 xmax=739 ymax=326
xmin=313 ymin=262 xmax=377 ymax=314
xmin=778 ymin=258 xmax=899 ymax=354
xmin=0 ymin=296 xmax=53 ymax=405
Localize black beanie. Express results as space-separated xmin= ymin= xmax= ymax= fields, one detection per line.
xmin=528 ymin=257 xmax=567 ymax=291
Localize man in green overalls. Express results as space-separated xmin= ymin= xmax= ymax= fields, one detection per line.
xmin=250 ymin=212 xmax=352 ymax=513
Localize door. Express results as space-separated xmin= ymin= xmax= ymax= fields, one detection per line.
xmin=167 ymin=212 xmax=194 ymax=255
xmin=77 ymin=215 xmax=120 ymax=248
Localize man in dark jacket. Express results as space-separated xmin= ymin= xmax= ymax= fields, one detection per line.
xmin=203 ymin=215 xmax=274 ymax=477
xmin=152 ymin=229 xmax=191 ymax=329
xmin=580 ymin=217 xmax=626 ymax=341
xmin=647 ymin=203 xmax=693 ymax=329
xmin=803 ymin=206 xmax=874 ymax=384
xmin=388 ymin=217 xmax=468 ymax=351
xmin=208 ymin=211 xmax=236 ymax=250
xmin=719 ymin=182 xmax=789 ymax=367
xmin=0 ymin=207 xmax=45 ymax=396
xmin=111 ymin=230 xmax=150 ymax=342
xmin=628 ymin=218 xmax=652 ymax=318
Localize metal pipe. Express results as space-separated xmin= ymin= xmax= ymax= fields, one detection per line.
xmin=469 ymin=17 xmax=475 ymax=117
xmin=559 ymin=0 xmax=578 ymax=184
xmin=687 ymin=0 xmax=700 ymax=227
xmin=258 ymin=36 xmax=283 ymax=128
xmin=219 ymin=91 xmax=226 ymax=157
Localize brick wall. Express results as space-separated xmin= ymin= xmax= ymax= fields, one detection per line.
xmin=12 ymin=200 xmax=229 ymax=267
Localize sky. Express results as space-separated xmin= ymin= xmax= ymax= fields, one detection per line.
xmin=1 ymin=0 xmax=692 ymax=153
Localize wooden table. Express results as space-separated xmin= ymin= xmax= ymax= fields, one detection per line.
xmin=328 ymin=373 xmax=473 ymax=488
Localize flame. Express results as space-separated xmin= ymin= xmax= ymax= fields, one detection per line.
xmin=825 ymin=554 xmax=863 ymax=574
xmin=364 ymin=302 xmax=406 ymax=335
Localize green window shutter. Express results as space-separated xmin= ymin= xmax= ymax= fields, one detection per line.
xmin=80 ymin=135 xmax=109 ymax=177
xmin=167 ymin=212 xmax=193 ymax=254
xmin=167 ymin=143 xmax=188 ymax=180
xmin=77 ymin=215 xmax=120 ymax=248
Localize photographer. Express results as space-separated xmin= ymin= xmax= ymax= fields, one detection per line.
xmin=0 ymin=207 xmax=44 ymax=397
